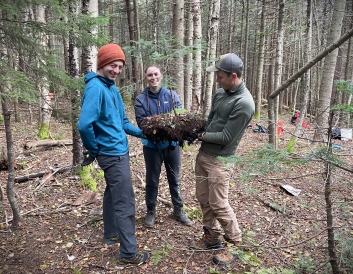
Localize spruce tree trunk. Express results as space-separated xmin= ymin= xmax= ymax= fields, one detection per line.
xmin=125 ymin=0 xmax=139 ymax=100
xmin=325 ymin=111 xmax=340 ymax=274
xmin=1 ymin=94 xmax=20 ymax=228
xmin=203 ymin=0 xmax=220 ymax=118
xmin=254 ymin=0 xmax=266 ymax=120
xmin=286 ymin=0 xmax=312 ymax=153
xmin=184 ymin=1 xmax=193 ymax=111
xmin=69 ymin=2 xmax=82 ymax=168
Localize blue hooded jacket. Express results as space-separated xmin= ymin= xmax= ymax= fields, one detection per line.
xmin=134 ymin=86 xmax=182 ymax=150
xmin=78 ymin=71 xmax=143 ymax=157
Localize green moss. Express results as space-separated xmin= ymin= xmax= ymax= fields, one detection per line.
xmin=77 ymin=165 xmax=99 ymax=191
xmin=96 ymin=170 xmax=104 ymax=180
xmin=286 ymin=136 xmax=296 ymax=153
xmin=38 ymin=123 xmax=50 ymax=140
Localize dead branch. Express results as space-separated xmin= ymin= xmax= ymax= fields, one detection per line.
xmin=257 ymin=197 xmax=286 ymax=214
xmin=15 ymin=171 xmax=47 ymax=183
xmin=35 ymin=165 xmax=72 ymax=190
xmin=15 ymin=165 xmax=72 ymax=184
xmin=24 ymin=139 xmax=72 ymax=149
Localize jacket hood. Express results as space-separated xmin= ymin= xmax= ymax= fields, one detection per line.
xmin=84 ymin=71 xmax=115 ymax=87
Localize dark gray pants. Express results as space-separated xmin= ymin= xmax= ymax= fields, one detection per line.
xmin=96 ymin=154 xmax=137 ymax=258
xmin=143 ymin=145 xmax=183 ymax=210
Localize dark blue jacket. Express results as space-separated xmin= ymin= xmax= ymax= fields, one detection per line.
xmin=134 ymin=86 xmax=182 ymax=149
xmin=78 ymin=72 xmax=143 ymax=157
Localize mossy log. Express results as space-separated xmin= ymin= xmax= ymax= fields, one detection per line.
xmin=140 ymin=112 xmax=206 ymax=146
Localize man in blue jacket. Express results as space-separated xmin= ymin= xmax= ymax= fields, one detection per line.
xmin=134 ymin=65 xmax=191 ymax=228
xmin=78 ymin=43 xmax=149 ymax=265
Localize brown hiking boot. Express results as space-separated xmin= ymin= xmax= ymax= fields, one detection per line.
xmin=213 ymin=249 xmax=239 ymax=265
xmin=189 ymin=226 xmax=222 ymax=250
xmin=223 ymin=235 xmax=241 ymax=246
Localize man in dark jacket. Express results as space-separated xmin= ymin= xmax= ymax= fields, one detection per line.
xmin=134 ymin=65 xmax=191 ymax=228
xmin=78 ymin=43 xmax=149 ymax=265
xmin=189 ymin=53 xmax=255 ymax=265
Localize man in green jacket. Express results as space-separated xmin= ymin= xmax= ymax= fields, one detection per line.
xmin=189 ymin=53 xmax=255 ymax=265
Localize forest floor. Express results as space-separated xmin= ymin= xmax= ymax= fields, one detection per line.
xmin=0 ymin=106 xmax=353 ymax=274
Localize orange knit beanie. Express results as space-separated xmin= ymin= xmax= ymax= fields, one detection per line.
xmin=97 ymin=44 xmax=125 ymax=69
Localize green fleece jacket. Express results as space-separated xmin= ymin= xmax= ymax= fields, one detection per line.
xmin=201 ymin=81 xmax=255 ymax=157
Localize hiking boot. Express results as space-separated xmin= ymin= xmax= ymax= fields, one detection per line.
xmin=173 ymin=205 xmax=192 ymax=226
xmin=223 ymin=235 xmax=241 ymax=246
xmin=213 ymin=249 xmax=239 ymax=265
xmin=189 ymin=226 xmax=222 ymax=250
xmin=144 ymin=208 xmax=156 ymax=227
xmin=103 ymin=236 xmax=120 ymax=245
xmin=118 ymin=251 xmax=150 ymax=265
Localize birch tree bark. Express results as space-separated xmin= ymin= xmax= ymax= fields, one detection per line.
xmin=172 ymin=0 xmax=185 ymax=104
xmin=191 ymin=0 xmax=202 ymax=113
xmin=268 ymin=0 xmax=285 ymax=148
xmin=184 ymin=1 xmax=193 ymax=111
xmin=68 ymin=1 xmax=82 ymax=167
xmin=314 ymin=0 xmax=346 ymax=141
xmin=203 ymin=0 xmax=220 ymax=118
xmin=81 ymin=0 xmax=98 ymax=74
xmin=36 ymin=5 xmax=52 ymax=139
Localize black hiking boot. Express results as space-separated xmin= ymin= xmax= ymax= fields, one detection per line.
xmin=173 ymin=205 xmax=192 ymax=226
xmin=118 ymin=251 xmax=150 ymax=265
xmin=144 ymin=208 xmax=156 ymax=227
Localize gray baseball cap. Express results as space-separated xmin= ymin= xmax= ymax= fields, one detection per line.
xmin=206 ymin=53 xmax=243 ymax=73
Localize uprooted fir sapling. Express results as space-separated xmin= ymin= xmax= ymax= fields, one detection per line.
xmin=140 ymin=111 xmax=206 ymax=147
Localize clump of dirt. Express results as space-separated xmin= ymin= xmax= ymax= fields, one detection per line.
xmin=140 ymin=112 xmax=206 ymax=146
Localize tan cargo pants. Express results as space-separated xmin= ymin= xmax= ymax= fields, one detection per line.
xmin=195 ymin=150 xmax=242 ymax=242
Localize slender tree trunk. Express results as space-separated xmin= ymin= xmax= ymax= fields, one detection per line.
xmin=314 ymin=0 xmax=346 ymax=141
xmin=254 ymin=0 xmax=266 ymax=120
xmin=325 ymin=112 xmax=340 ymax=274
xmin=133 ymin=0 xmax=144 ymax=93
xmin=191 ymin=0 xmax=202 ymax=113
xmin=125 ymin=0 xmax=139 ymax=100
xmin=184 ymin=1 xmax=193 ymax=111
xmin=36 ymin=5 xmax=52 ymax=139
xmin=81 ymin=0 xmax=98 ymax=74
xmin=243 ymin=0 xmax=249 ymax=81
xmin=1 ymin=93 xmax=20 ymax=228
xmin=203 ymin=0 xmax=220 ymax=118
xmin=270 ymin=0 xmax=285 ymax=148
xmin=268 ymin=39 xmax=276 ymax=146
xmin=69 ymin=2 xmax=82 ymax=168
xmin=152 ymin=0 xmax=160 ymax=47
xmin=287 ymin=0 xmax=312 ymax=153
xmin=172 ymin=0 xmax=185 ymax=104
xmin=227 ymin=0 xmax=235 ymax=52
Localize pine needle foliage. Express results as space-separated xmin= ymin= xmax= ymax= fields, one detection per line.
xmin=219 ymin=144 xmax=308 ymax=182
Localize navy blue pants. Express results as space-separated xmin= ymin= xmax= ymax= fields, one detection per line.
xmin=96 ymin=154 xmax=137 ymax=258
xmin=143 ymin=145 xmax=183 ymax=210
